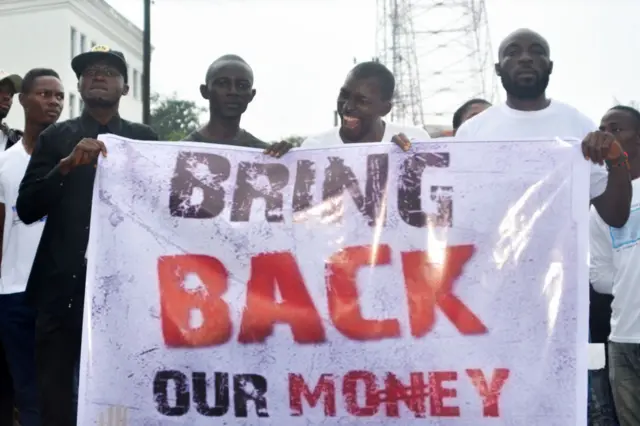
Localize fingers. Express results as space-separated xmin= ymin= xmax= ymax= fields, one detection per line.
xmin=582 ymin=131 xmax=616 ymax=165
xmin=264 ymin=141 xmax=293 ymax=158
xmin=392 ymin=133 xmax=411 ymax=151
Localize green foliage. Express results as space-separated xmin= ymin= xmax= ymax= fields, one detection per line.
xmin=150 ymin=93 xmax=205 ymax=141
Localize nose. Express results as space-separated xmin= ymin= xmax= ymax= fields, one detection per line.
xmin=517 ymin=52 xmax=533 ymax=65
xmin=343 ymin=97 xmax=356 ymax=113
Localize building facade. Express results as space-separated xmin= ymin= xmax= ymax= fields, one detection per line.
xmin=0 ymin=0 xmax=145 ymax=130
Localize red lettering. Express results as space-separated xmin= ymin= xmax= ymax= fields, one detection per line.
xmin=466 ymin=368 xmax=510 ymax=417
xmin=157 ymin=255 xmax=232 ymax=347
xmin=401 ymin=245 xmax=487 ymax=336
xmin=343 ymin=370 xmax=379 ymax=416
xmin=288 ymin=373 xmax=336 ymax=416
xmin=428 ymin=371 xmax=459 ymax=416
xmin=326 ymin=244 xmax=401 ymax=341
xmin=239 ymin=252 xmax=325 ymax=344
xmin=382 ymin=373 xmax=427 ymax=417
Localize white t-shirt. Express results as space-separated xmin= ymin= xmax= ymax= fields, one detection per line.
xmin=590 ymin=178 xmax=640 ymax=343
xmin=301 ymin=121 xmax=431 ymax=148
xmin=0 ymin=129 xmax=8 ymax=152
xmin=0 ymin=141 xmax=45 ymax=294
xmin=456 ymin=101 xmax=607 ymax=200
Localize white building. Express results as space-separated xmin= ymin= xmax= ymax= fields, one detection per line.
xmin=0 ymin=0 xmax=145 ymax=130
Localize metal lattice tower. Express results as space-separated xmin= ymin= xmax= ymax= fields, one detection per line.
xmin=376 ymin=0 xmax=498 ymax=126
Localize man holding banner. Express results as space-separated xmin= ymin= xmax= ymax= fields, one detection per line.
xmin=456 ymin=28 xmax=632 ymax=228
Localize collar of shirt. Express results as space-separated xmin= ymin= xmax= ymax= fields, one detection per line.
xmin=80 ymin=109 xmax=123 ymax=135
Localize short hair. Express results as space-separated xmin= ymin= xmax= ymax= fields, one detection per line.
xmin=349 ymin=61 xmax=395 ymax=101
xmin=21 ymin=68 xmax=60 ymax=94
xmin=205 ymin=54 xmax=252 ymax=84
xmin=609 ymin=105 xmax=640 ymax=130
xmin=452 ymin=98 xmax=491 ymax=129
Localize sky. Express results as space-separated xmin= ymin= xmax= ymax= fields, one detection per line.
xmin=105 ymin=0 xmax=640 ymax=141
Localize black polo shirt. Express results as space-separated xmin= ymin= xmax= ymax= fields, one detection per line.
xmin=17 ymin=110 xmax=158 ymax=313
xmin=183 ymin=128 xmax=269 ymax=149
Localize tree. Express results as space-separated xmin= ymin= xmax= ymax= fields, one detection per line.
xmin=150 ymin=93 xmax=205 ymax=141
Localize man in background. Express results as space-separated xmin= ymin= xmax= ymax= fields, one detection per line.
xmin=301 ymin=61 xmax=430 ymax=148
xmin=185 ymin=54 xmax=290 ymax=157
xmin=452 ymin=98 xmax=491 ymax=135
xmin=0 ymin=68 xmax=64 ymax=426
xmin=0 ymin=71 xmax=23 ymax=152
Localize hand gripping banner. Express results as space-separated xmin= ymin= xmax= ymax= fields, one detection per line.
xmin=78 ymin=136 xmax=590 ymax=425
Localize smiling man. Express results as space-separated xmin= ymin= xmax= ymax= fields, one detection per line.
xmin=301 ymin=61 xmax=431 ymax=148
xmin=455 ymin=28 xmax=631 ymax=228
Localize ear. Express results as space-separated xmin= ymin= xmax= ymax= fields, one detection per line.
xmin=248 ymin=88 xmax=256 ymax=103
xmin=199 ymin=84 xmax=209 ymax=100
xmin=381 ymin=100 xmax=392 ymax=117
xmin=122 ymin=84 xmax=129 ymax=96
xmin=494 ymin=63 xmax=501 ymax=76
xmin=18 ymin=93 xmax=25 ymax=108
xmin=548 ymin=61 xmax=554 ymax=75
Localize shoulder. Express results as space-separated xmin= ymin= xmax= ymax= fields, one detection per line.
xmin=301 ymin=128 xmax=340 ymax=148
xmin=0 ymin=143 xmax=21 ymax=173
xmin=40 ymin=118 xmax=80 ymax=140
xmin=550 ymin=101 xmax=596 ymax=130
xmin=240 ymin=130 xmax=270 ymax=149
xmin=182 ymin=131 xmax=202 ymax=142
xmin=455 ymin=104 xmax=501 ymax=137
xmin=122 ymin=120 xmax=158 ymax=140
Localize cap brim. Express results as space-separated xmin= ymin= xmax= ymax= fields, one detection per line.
xmin=71 ymin=51 xmax=126 ymax=78
xmin=0 ymin=75 xmax=22 ymax=93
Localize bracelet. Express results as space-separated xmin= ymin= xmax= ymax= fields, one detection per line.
xmin=605 ymin=151 xmax=629 ymax=171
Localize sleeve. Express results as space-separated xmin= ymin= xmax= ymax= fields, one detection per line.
xmin=588 ymin=162 xmax=608 ymax=200
xmin=0 ymin=155 xmax=7 ymax=204
xmin=16 ymin=128 xmax=65 ymax=224
xmin=454 ymin=121 xmax=472 ymax=138
xmin=589 ymin=207 xmax=616 ymax=294
xmin=406 ymin=127 xmax=432 ymax=142
xmin=145 ymin=127 xmax=159 ymax=141
xmin=300 ymin=136 xmax=322 ymax=148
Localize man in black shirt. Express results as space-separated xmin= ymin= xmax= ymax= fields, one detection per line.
xmin=16 ymin=45 xmax=157 ymax=426
xmin=184 ymin=54 xmax=290 ymax=156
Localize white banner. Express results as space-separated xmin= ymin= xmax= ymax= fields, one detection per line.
xmin=79 ymin=136 xmax=589 ymax=425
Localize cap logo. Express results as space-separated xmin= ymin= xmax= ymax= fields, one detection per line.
xmin=91 ymin=45 xmax=111 ymax=52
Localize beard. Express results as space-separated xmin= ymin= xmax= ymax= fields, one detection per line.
xmin=501 ymin=72 xmax=550 ymax=100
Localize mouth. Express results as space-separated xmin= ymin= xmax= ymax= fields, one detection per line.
xmin=45 ymin=110 xmax=60 ymax=118
xmin=90 ymin=86 xmax=108 ymax=92
xmin=515 ymin=69 xmax=538 ymax=81
xmin=341 ymin=115 xmax=361 ymax=130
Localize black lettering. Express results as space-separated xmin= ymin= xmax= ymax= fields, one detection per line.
xmin=322 ymin=154 xmax=388 ymax=225
xmin=233 ymin=374 xmax=269 ymax=417
xmin=230 ymin=162 xmax=289 ymax=222
xmin=153 ymin=370 xmax=190 ymax=416
xmin=193 ymin=372 xmax=230 ymax=417
xmin=292 ymin=160 xmax=316 ymax=220
xmin=169 ymin=152 xmax=230 ymax=219
xmin=398 ymin=152 xmax=451 ymax=227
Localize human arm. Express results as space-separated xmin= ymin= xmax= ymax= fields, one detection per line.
xmin=589 ymin=207 xmax=616 ymax=294
xmin=16 ymin=128 xmax=65 ymax=224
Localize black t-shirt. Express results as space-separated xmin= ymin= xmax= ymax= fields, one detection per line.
xmin=183 ymin=128 xmax=269 ymax=149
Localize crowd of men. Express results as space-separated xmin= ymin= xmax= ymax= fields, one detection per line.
xmin=0 ymin=27 xmax=636 ymax=426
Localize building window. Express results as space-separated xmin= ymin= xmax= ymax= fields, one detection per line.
xmin=70 ymin=27 xmax=77 ymax=59
xmin=133 ymin=69 xmax=139 ymax=99
xmin=69 ymin=93 xmax=76 ymax=118
xmin=80 ymin=34 xmax=86 ymax=53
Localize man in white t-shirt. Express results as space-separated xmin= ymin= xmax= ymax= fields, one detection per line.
xmin=0 ymin=68 xmax=64 ymax=426
xmin=455 ymin=28 xmax=631 ymax=228
xmin=590 ymin=105 xmax=640 ymax=426
xmin=301 ymin=61 xmax=431 ymax=149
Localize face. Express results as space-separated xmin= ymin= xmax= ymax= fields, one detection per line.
xmin=0 ymin=80 xmax=15 ymax=120
xmin=461 ymin=102 xmax=490 ymax=125
xmin=20 ymin=76 xmax=64 ymax=126
xmin=78 ymin=60 xmax=128 ymax=108
xmin=337 ymin=74 xmax=391 ymax=141
xmin=200 ymin=61 xmax=255 ymax=119
xmin=495 ymin=31 xmax=552 ymax=100
xmin=600 ymin=109 xmax=640 ymax=157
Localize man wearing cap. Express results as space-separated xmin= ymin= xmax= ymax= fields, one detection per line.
xmin=16 ymin=45 xmax=158 ymax=426
xmin=0 ymin=71 xmax=24 ymax=152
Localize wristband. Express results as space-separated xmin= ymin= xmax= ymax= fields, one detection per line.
xmin=605 ymin=151 xmax=629 ymax=171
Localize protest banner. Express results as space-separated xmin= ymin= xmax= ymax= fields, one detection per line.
xmin=78 ymin=135 xmax=590 ymax=425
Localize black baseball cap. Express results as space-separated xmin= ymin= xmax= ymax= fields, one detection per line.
xmin=71 ymin=44 xmax=128 ymax=83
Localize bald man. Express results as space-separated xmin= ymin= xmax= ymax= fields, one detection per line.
xmin=455 ymin=28 xmax=631 ymax=228
xmin=184 ymin=54 xmax=289 ymax=156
